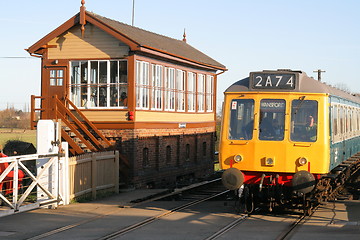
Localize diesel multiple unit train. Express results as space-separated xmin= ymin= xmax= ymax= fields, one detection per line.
xmin=220 ymin=69 xmax=360 ymax=212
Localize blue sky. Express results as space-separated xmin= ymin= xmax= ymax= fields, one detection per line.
xmin=1 ymin=0 xmax=359 ymax=111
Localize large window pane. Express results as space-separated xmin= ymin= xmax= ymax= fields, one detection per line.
xmin=197 ymin=74 xmax=205 ymax=112
xmin=119 ymin=61 xmax=128 ymax=107
xmin=291 ymin=99 xmax=318 ymax=142
xmin=176 ymin=70 xmax=185 ymax=111
xmin=71 ymin=62 xmax=81 ymax=106
xmin=229 ymin=99 xmax=254 ymax=140
xmin=206 ymin=75 xmax=214 ymax=112
xmin=80 ymin=61 xmax=88 ymax=107
xmin=187 ymin=72 xmax=196 ymax=112
xmin=259 ymin=99 xmax=286 ymax=141
xmin=151 ymin=64 xmax=163 ymax=110
xmin=70 ymin=60 xmax=128 ymax=108
xmin=136 ymin=61 xmax=149 ymax=109
xmin=165 ymin=67 xmax=175 ymax=111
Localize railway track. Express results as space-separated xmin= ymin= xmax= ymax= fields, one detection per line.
xmin=275 ymin=205 xmax=319 ymax=240
xmin=200 ymin=206 xmax=319 ymax=240
xmin=99 ymin=189 xmax=229 ymax=240
xmin=203 ymin=209 xmax=257 ymax=240
xmin=20 ymin=175 xmax=360 ymax=240
xmin=26 ymin=178 xmax=226 ymax=240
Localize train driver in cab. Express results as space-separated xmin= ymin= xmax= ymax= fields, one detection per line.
xmin=305 ymin=115 xmax=317 ymax=141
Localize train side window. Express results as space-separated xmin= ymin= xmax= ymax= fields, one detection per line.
xmin=290 ymin=100 xmax=318 ymax=142
xmin=333 ymin=105 xmax=338 ymax=136
xmin=229 ymin=99 xmax=254 ymax=140
xmin=259 ymin=99 xmax=286 ymax=141
xmin=339 ymin=107 xmax=344 ymax=135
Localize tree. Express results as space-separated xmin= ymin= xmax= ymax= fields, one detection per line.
xmin=0 ymin=107 xmax=30 ymax=129
xmin=334 ymin=83 xmax=351 ymax=93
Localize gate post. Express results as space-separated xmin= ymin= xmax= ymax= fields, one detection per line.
xmin=36 ymin=120 xmax=60 ymax=208
xmin=59 ymin=142 xmax=70 ymax=205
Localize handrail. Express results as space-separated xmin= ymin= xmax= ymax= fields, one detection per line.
xmin=30 ymin=94 xmax=114 ymax=154
xmin=64 ymin=96 xmax=112 ymax=148
xmin=56 ymin=109 xmax=97 ymax=152
xmin=53 ymin=96 xmax=103 ymax=151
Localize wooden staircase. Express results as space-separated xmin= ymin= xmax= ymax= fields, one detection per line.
xmin=31 ymin=95 xmax=113 ymax=156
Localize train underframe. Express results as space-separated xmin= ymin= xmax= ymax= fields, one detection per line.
xmin=224 ymin=161 xmax=360 ymax=214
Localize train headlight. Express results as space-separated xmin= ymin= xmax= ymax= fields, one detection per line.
xmin=233 ymin=154 xmax=243 ymax=163
xmin=298 ymin=157 xmax=308 ymax=166
xmin=265 ymin=157 xmax=274 ymax=166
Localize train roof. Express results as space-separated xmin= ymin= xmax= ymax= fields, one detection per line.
xmin=225 ymin=70 xmax=360 ymax=103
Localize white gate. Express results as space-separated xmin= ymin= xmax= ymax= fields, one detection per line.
xmin=0 ymin=153 xmax=66 ymax=217
xmin=0 ymin=120 xmax=68 ymax=217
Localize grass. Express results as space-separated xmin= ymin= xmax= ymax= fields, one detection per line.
xmin=0 ymin=128 xmax=37 ymax=150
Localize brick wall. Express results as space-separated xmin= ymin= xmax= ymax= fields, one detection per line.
xmin=102 ymin=127 xmax=216 ymax=188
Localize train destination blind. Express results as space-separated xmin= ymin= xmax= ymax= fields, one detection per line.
xmin=251 ymin=73 xmax=296 ymax=89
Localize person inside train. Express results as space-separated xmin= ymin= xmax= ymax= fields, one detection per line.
xmin=259 ymin=116 xmax=276 ymax=139
xmin=305 ymin=115 xmax=317 ymax=141
xmin=244 ymin=119 xmax=254 ymax=139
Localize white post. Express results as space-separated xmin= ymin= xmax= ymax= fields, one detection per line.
xmin=36 ymin=120 xmax=59 ymax=154
xmin=59 ymin=142 xmax=70 ymax=205
xmin=36 ymin=120 xmax=60 ymax=208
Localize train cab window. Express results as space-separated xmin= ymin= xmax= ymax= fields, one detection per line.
xmin=290 ymin=100 xmax=318 ymax=142
xmin=259 ymin=99 xmax=286 ymax=141
xmin=229 ymin=99 xmax=254 ymax=140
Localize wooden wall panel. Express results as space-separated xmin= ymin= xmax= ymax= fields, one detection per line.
xmin=48 ymin=23 xmax=129 ymax=59
xmin=81 ymin=110 xmax=128 ymax=121
xmin=136 ymin=112 xmax=214 ymax=123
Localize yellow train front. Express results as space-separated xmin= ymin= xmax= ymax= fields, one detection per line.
xmin=220 ymin=69 xmax=360 ymax=212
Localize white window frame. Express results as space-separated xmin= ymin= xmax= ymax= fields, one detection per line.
xmin=136 ymin=60 xmax=150 ymax=110
xmin=176 ymin=69 xmax=186 ymax=112
xmin=187 ymin=72 xmax=196 ymax=112
xmin=165 ymin=67 xmax=175 ymax=111
xmin=151 ymin=64 xmax=163 ymax=111
xmin=206 ymin=75 xmax=214 ymax=112
xmin=197 ymin=73 xmax=205 ymax=112
xmin=69 ymin=60 xmax=128 ymax=109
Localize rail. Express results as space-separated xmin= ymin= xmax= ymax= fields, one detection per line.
xmin=275 ymin=205 xmax=319 ymax=240
xmin=99 ymin=188 xmax=229 ymax=239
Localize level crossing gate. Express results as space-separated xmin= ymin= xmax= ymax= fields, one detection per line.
xmin=0 ymin=120 xmax=69 ymax=217
xmin=0 ymin=152 xmax=69 ymax=217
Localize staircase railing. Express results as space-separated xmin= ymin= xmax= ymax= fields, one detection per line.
xmin=52 ymin=95 xmax=113 ymax=155
xmin=31 ymin=95 xmax=113 ymax=155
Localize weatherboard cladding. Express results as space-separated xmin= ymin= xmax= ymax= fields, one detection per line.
xmin=86 ymin=11 xmax=225 ymax=69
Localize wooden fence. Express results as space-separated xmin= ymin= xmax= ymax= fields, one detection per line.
xmin=68 ymin=151 xmax=119 ymax=200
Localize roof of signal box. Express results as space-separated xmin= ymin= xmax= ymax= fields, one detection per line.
xmin=27 ymin=10 xmax=226 ymax=71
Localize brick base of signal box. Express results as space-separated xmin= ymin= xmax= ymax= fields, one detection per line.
xmin=102 ymin=127 xmax=216 ymax=188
